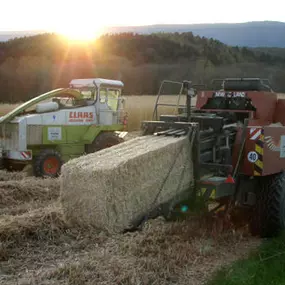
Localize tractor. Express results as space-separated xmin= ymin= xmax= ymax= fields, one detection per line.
xmin=141 ymin=78 xmax=285 ymax=238
xmin=0 ymin=78 xmax=128 ymax=177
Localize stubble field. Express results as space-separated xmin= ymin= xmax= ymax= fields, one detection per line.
xmin=0 ymin=171 xmax=260 ymax=285
xmin=0 ymin=94 xmax=268 ymax=284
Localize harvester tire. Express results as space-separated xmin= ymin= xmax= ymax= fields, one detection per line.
xmin=249 ymin=172 xmax=285 ymax=238
xmin=33 ymin=149 xmax=63 ymax=178
xmin=85 ymin=132 xmax=124 ymax=153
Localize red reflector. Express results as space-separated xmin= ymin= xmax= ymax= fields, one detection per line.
xmin=225 ymin=175 xmax=235 ymax=184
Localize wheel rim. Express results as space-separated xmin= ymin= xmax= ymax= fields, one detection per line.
xmin=43 ymin=156 xmax=59 ymax=175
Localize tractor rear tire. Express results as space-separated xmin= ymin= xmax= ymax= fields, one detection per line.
xmin=249 ymin=172 xmax=285 ymax=238
xmin=85 ymin=132 xmax=124 ymax=153
xmin=33 ymin=149 xmax=63 ymax=178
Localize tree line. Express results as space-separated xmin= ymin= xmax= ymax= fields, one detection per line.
xmin=0 ymin=32 xmax=285 ymax=103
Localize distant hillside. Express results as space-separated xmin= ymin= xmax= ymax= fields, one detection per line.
xmin=253 ymin=47 xmax=285 ymax=58
xmin=0 ymin=30 xmax=45 ymax=42
xmin=1 ymin=21 xmax=285 ymax=48
xmin=107 ymin=21 xmax=285 ymax=48
xmin=0 ymin=32 xmax=285 ymax=103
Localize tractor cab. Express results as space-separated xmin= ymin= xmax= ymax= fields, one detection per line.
xmin=69 ymin=78 xmax=125 ymax=111
xmin=69 ymin=78 xmax=125 ymax=126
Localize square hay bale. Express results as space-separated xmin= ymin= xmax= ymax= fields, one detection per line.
xmin=60 ymin=134 xmax=194 ymax=234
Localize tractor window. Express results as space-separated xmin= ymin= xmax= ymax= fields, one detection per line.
xmin=99 ymin=88 xmax=107 ymax=103
xmin=99 ymin=88 xmax=120 ymax=111
xmin=81 ymin=90 xmax=94 ymax=100
xmin=76 ymin=87 xmax=97 ymax=104
xmin=107 ymin=89 xmax=120 ymax=111
xmin=23 ymin=96 xmax=85 ymax=114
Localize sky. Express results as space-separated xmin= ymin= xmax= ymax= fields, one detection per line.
xmin=0 ymin=0 xmax=284 ymax=33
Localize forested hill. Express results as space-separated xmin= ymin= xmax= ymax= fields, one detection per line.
xmin=107 ymin=21 xmax=285 ymax=48
xmin=1 ymin=32 xmax=285 ymax=103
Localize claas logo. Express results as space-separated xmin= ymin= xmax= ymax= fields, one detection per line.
xmin=69 ymin=112 xmax=94 ymax=119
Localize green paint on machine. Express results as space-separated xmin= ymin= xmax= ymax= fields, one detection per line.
xmin=38 ymin=124 xmax=125 ymax=162
xmin=82 ymin=124 xmax=124 ymax=143
xmin=43 ymin=124 xmax=124 ymax=145
xmin=57 ymin=144 xmax=86 ymax=162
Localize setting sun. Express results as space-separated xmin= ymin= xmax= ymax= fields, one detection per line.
xmin=57 ymin=24 xmax=104 ymax=42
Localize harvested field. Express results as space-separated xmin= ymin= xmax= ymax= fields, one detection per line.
xmin=0 ymin=203 xmax=65 ymax=244
xmin=0 ymin=208 xmax=260 ymax=284
xmin=0 ymin=178 xmax=59 ymax=206
xmin=0 ymin=176 xmax=60 ymax=216
xmin=0 ymin=170 xmax=29 ymax=182
xmin=0 ymin=166 xmax=261 ymax=285
xmin=124 ymin=95 xmax=185 ymax=131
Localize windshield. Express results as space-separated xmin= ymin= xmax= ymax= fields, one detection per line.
xmin=22 ymin=97 xmax=81 ymax=113
xmin=73 ymin=87 xmax=96 ymax=102
xmin=23 ymin=90 xmax=95 ymax=114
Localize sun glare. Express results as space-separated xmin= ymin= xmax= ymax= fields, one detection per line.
xmin=57 ymin=24 xmax=104 ymax=42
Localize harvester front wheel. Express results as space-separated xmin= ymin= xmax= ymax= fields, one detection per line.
xmin=33 ymin=149 xmax=63 ymax=178
xmin=249 ymin=172 xmax=285 ymax=238
xmin=85 ymin=132 xmax=124 ymax=153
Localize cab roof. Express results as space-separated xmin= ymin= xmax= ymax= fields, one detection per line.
xmin=69 ymin=78 xmax=124 ymax=89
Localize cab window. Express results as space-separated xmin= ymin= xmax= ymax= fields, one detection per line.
xmin=107 ymin=89 xmax=120 ymax=111
xmin=99 ymin=88 xmax=107 ymax=103
xmin=99 ymin=88 xmax=120 ymax=111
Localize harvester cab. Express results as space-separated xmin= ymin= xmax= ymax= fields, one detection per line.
xmin=142 ymin=77 xmax=285 ymax=237
xmin=0 ymin=78 xmax=127 ymax=177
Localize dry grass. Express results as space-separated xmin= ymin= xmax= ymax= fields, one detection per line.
xmin=0 ymin=203 xmax=65 ymax=244
xmin=0 ymin=177 xmax=59 ymax=206
xmin=0 ymin=174 xmax=62 ymax=257
xmin=0 ymin=171 xmax=261 ymax=285
xmin=0 ymin=169 xmax=29 ymax=181
xmin=42 ymin=219 xmax=259 ymax=285
xmin=0 ymin=204 xmax=260 ymax=285
xmin=124 ymin=95 xmax=187 ymax=131
xmin=0 ymin=103 xmax=21 ymax=117
xmin=0 ymin=176 xmax=60 ymax=215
